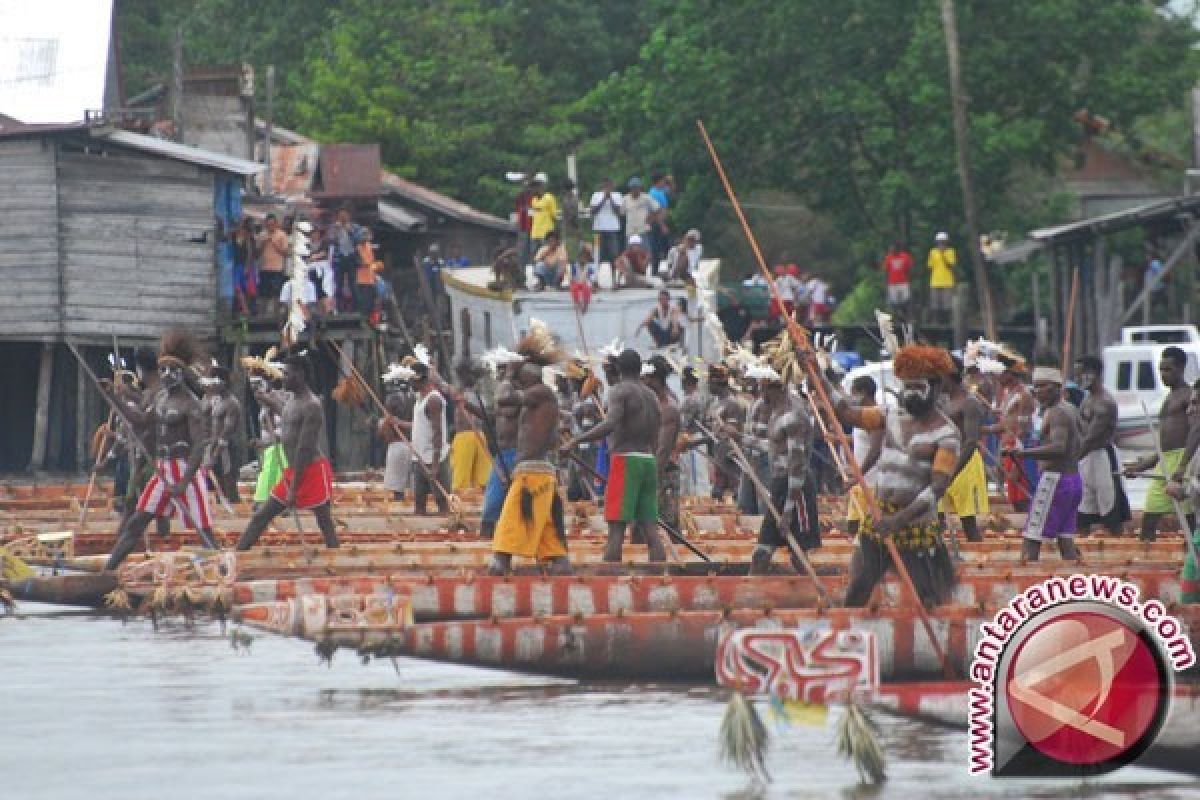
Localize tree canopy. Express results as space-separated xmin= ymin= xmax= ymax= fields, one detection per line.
xmin=117 ymin=0 xmax=1199 ymax=315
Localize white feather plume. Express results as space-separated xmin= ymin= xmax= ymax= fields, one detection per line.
xmin=975 ymin=356 xmax=1006 ymax=375
xmin=382 ymin=363 xmax=416 ymax=383
xmin=598 ymin=338 xmax=624 ymax=358
xmin=480 ymin=346 xmax=523 ymax=373
xmin=412 ymin=344 xmax=431 ymax=367
xmin=640 ymin=362 xmax=656 ymax=376
xmin=744 ymin=364 xmax=782 ymax=382
xmin=875 ymin=309 xmax=899 ymax=357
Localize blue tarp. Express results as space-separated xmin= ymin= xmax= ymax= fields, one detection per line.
xmin=213 ymin=176 xmax=242 ymax=303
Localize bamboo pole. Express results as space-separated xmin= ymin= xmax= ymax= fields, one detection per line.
xmin=697 ymin=119 xmax=953 ymax=676
xmin=1061 ymin=267 xmax=1080 ymax=382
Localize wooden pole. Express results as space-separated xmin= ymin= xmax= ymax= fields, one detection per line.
xmin=697 ymin=120 xmax=953 ymax=675
xmin=1061 ymin=268 xmax=1080 ymax=381
xmin=264 ymin=65 xmax=274 ymax=195
xmin=940 ymin=0 xmax=995 ymax=342
xmin=29 ymin=342 xmax=54 ymax=472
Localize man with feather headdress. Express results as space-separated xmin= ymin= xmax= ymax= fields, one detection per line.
xmin=642 ymin=354 xmax=682 ymax=533
xmin=378 ymin=361 xmax=417 ymax=502
xmin=237 ymin=351 xmax=340 ymax=550
xmin=203 ymin=364 xmax=244 ymax=504
xmin=827 ymin=344 xmax=961 ymax=608
xmin=242 ymin=353 xmax=288 ymax=508
xmin=477 ymin=347 xmax=523 ymax=538
xmin=487 ymin=322 xmax=572 ymax=574
xmin=104 ymin=330 xmax=218 ymax=570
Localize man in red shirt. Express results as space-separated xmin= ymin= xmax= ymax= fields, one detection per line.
xmin=882 ymin=241 xmax=913 ymax=315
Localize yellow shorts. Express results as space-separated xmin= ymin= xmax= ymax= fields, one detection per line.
xmin=938 ymin=450 xmax=990 ymax=518
xmin=450 ymin=430 xmax=492 ymax=491
xmin=493 ymin=462 xmax=568 ymax=560
xmin=846 ymin=485 xmax=869 ymax=523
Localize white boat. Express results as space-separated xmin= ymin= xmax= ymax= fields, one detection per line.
xmin=440 ymin=260 xmax=725 ymax=363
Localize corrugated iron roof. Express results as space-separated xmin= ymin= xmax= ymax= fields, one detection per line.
xmin=313 ymin=144 xmax=381 ymax=198
xmin=381 ymin=172 xmax=512 ymax=232
xmin=378 ymin=200 xmax=426 ymax=232
xmin=1030 ymin=195 xmax=1200 ymax=244
xmin=262 ymin=141 xmax=319 ymax=198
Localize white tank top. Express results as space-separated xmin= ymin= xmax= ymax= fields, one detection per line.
xmin=412 ymin=389 xmax=449 ymax=464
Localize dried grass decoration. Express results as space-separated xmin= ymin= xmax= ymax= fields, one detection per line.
xmin=835 ymin=698 xmax=887 ymax=785
xmin=332 ymin=375 xmax=368 ymax=408
xmin=719 ymin=690 xmax=771 ymax=783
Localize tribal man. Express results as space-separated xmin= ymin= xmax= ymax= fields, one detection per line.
xmin=479 ymin=358 xmax=522 ymax=538
xmin=746 ymin=365 xmax=816 ymax=574
xmin=379 ymin=363 xmax=416 ymax=502
xmin=1074 ymin=355 xmax=1131 ymax=535
xmin=707 ymin=364 xmax=746 ymax=503
xmin=567 ymin=349 xmax=666 ymax=562
xmin=1125 ymin=346 xmax=1195 ymax=541
xmin=237 ymin=352 xmax=340 ymax=550
xmin=989 ymin=354 xmax=1037 ymax=510
xmin=938 ymin=356 xmax=989 ymax=542
xmin=410 ymin=361 xmax=452 ymax=516
xmin=204 ymin=365 xmax=243 ymax=504
xmin=642 ymin=355 xmax=681 ymax=533
xmin=448 ymin=360 xmax=493 ymax=491
xmin=248 ymin=365 xmax=287 ymax=509
xmin=678 ymin=365 xmax=712 ymax=499
xmin=1005 ymin=367 xmax=1082 ymax=562
xmin=830 ymin=345 xmax=960 ymax=608
xmin=115 ymin=346 xmax=170 ymax=537
xmin=105 ymin=331 xmax=217 ymax=570
xmin=1166 ymin=382 xmax=1200 ymax=603
xmin=488 ymin=325 xmax=571 ymax=574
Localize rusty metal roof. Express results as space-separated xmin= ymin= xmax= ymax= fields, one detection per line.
xmin=380 ymin=172 xmax=512 ymax=232
xmin=312 ymin=144 xmax=381 ymax=198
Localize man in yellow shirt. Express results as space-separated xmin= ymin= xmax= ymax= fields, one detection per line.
xmin=529 ymin=178 xmax=559 ymax=252
xmin=926 ymin=231 xmax=957 ymax=324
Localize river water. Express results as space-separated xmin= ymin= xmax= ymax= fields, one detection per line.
xmin=1 ymin=603 xmax=1198 ymax=800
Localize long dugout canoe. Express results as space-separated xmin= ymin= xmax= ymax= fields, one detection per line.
xmin=232 ymin=602 xmax=1200 ymax=682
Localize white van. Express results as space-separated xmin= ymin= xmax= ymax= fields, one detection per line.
xmin=1103 ymin=329 xmax=1200 ymax=453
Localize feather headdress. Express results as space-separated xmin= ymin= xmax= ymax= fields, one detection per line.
xmin=158 ymin=328 xmax=203 ymax=368
xmin=516 ymin=318 xmax=564 ymax=366
xmin=974 ymin=356 xmax=1006 ymax=375
xmin=893 ymin=345 xmax=955 ymax=381
xmin=480 ymin=346 xmax=524 ymax=373
xmin=241 ymin=346 xmax=284 ymax=382
xmin=598 ymin=338 xmax=624 ymax=360
xmin=875 ymin=309 xmax=901 ymax=356
xmin=382 ymin=363 xmax=416 ymax=384
xmin=744 ymin=363 xmax=782 ymax=383
xmin=760 ymin=330 xmax=805 ymax=386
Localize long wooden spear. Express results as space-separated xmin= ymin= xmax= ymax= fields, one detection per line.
xmin=697 ymin=119 xmax=953 ymax=676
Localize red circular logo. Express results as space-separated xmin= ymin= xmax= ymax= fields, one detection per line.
xmin=1004 ymin=610 xmax=1166 ymax=766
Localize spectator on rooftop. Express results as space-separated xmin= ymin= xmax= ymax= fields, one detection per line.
xmin=514 ymin=177 xmax=535 ymax=267
xmin=570 ymin=242 xmax=598 ymax=313
xmin=232 ymin=217 xmax=258 ymax=316
xmin=329 ymin=206 xmax=366 ymax=311
xmin=647 ymin=172 xmax=673 ymax=269
xmin=529 ymin=176 xmax=559 ymax=254
xmin=589 ymin=177 xmax=623 ymax=265
xmin=637 ymin=289 xmax=685 ymax=348
xmin=533 ymin=230 xmax=569 ymax=291
xmin=613 ymin=234 xmax=652 ymax=289
xmin=256 ymin=213 xmax=289 ymax=317
xmin=621 ymin=176 xmax=659 ymax=246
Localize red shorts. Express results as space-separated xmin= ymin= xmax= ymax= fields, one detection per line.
xmin=270 ymin=458 xmax=334 ymax=509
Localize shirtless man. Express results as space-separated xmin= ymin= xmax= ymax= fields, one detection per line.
xmin=204 ymin=366 xmax=243 ymax=504
xmin=410 ymin=362 xmax=451 ymax=515
xmin=1075 ymin=355 xmax=1131 ymax=535
xmin=115 ymin=346 xmax=171 ymax=537
xmin=642 ymin=355 xmax=682 ymax=533
xmin=237 ymin=354 xmax=340 ymax=550
xmin=488 ymin=344 xmax=570 ymax=574
xmin=828 ymin=345 xmax=960 ymax=608
xmin=707 ymin=365 xmax=747 ymax=502
xmin=938 ymin=357 xmax=989 ymax=542
xmin=1167 ymin=382 xmax=1200 ymax=603
xmin=746 ymin=367 xmax=816 ymax=574
xmin=678 ymin=366 xmax=712 ymax=498
xmin=250 ymin=370 xmax=288 ymax=509
xmin=105 ymin=335 xmax=217 ymax=570
xmin=567 ymin=349 xmax=665 ymax=562
xmin=1006 ymin=367 xmax=1082 ymax=561
xmin=448 ymin=361 xmax=492 ymax=491
xmin=845 ymin=375 xmax=884 ymax=536
xmin=1125 ymin=346 xmax=1195 ymax=541
xmin=479 ymin=358 xmax=522 ymax=538
xmin=987 ymin=358 xmax=1037 ymax=510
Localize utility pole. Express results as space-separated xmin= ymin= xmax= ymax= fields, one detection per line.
xmin=264 ymin=65 xmax=275 ymax=196
xmin=171 ymin=25 xmax=184 ymax=142
xmin=939 ymin=0 xmax=995 ymax=341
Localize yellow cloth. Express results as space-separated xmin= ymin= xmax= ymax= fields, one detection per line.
xmin=450 ymin=431 xmax=492 ymax=490
xmin=939 ymin=450 xmax=990 ymax=518
xmin=530 ymin=193 xmax=559 ymax=240
xmin=493 ymin=463 xmax=568 ymax=560
xmin=927 ymin=246 xmax=957 ymax=288
xmin=846 ymin=484 xmax=868 ymax=523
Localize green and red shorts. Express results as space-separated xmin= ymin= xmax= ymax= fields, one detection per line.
xmin=604 ymin=452 xmax=659 ymax=523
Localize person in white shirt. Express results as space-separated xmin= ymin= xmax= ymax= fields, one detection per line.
xmin=589 ymin=177 xmax=623 ymax=266
xmin=621 ymin=177 xmax=659 ymax=244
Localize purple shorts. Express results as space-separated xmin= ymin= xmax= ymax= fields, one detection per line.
xmin=1023 ymin=471 xmax=1082 ymax=542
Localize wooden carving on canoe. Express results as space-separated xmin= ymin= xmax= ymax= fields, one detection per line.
xmin=716 ymin=629 xmax=880 ymax=704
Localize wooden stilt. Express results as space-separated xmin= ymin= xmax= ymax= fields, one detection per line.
xmin=28 ymin=342 xmax=54 ymax=472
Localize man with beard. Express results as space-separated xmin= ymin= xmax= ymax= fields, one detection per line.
xmin=1005 ymin=367 xmax=1082 ymax=561
xmin=488 ymin=325 xmax=570 ymax=574
xmin=707 ymin=364 xmax=747 ymax=502
xmin=203 ymin=365 xmax=243 ymax=504
xmin=1074 ymin=355 xmax=1131 ymax=535
xmin=938 ymin=356 xmax=988 ymax=542
xmin=828 ymin=345 xmax=960 ymax=608
xmin=237 ymin=352 xmax=340 ymax=550
xmin=642 ymin=355 xmax=681 ymax=533
xmin=747 ymin=365 xmax=816 ymax=574
xmin=379 ymin=363 xmax=417 ymax=502
xmin=1126 ymin=346 xmax=1196 ymax=541
xmin=105 ymin=332 xmax=216 ymax=570
xmin=567 ymin=349 xmax=666 ymax=562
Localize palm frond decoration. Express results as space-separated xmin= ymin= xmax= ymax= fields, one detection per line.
xmin=719 ymin=691 xmax=771 ymax=784
xmin=835 ymin=698 xmax=887 ymax=785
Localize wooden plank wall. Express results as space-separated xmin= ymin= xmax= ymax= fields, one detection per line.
xmin=0 ymin=138 xmax=61 ymax=339
xmin=57 ymin=140 xmax=218 ymax=340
